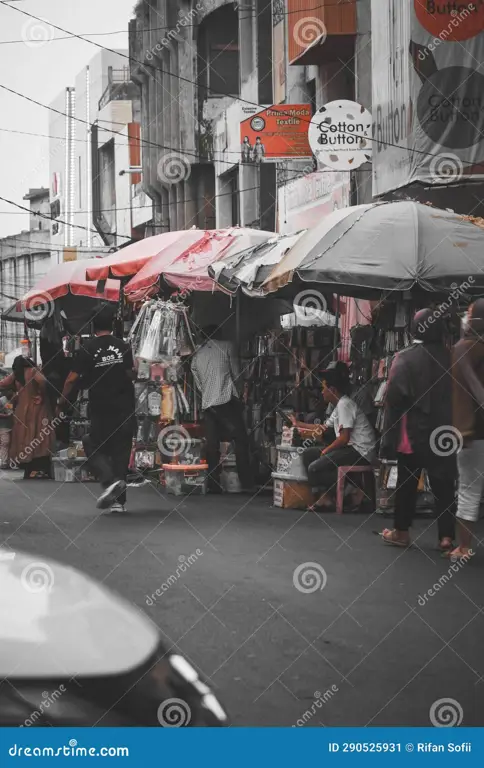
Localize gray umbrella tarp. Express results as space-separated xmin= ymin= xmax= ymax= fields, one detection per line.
xmin=263 ymin=201 xmax=484 ymax=296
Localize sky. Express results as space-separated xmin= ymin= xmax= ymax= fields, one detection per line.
xmin=0 ymin=0 xmax=136 ymax=238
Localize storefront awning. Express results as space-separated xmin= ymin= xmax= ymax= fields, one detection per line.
xmin=124 ymin=228 xmax=273 ymax=302
xmin=263 ymin=201 xmax=484 ymax=296
xmin=17 ymin=259 xmax=120 ymax=313
xmin=209 ymin=231 xmax=305 ymax=297
xmin=85 ymin=231 xmax=197 ymax=281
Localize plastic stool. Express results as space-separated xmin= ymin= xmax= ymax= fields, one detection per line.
xmin=336 ymin=465 xmax=375 ymax=515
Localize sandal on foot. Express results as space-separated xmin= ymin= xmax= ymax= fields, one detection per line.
xmin=380 ymin=528 xmax=410 ymax=548
xmin=438 ymin=537 xmax=454 ymax=552
xmin=443 ymin=547 xmax=474 ymax=561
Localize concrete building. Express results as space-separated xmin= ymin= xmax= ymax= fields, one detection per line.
xmin=49 ymin=50 xmax=150 ymax=263
xmin=0 ymin=190 xmax=51 ymax=356
xmin=22 ymin=188 xmax=51 ymax=233
xmin=277 ymin=0 xmax=369 ymax=235
xmin=129 ymin=0 xmax=311 ymax=235
xmin=371 ymin=0 xmax=484 ymax=215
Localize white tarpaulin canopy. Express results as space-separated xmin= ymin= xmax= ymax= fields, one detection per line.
xmin=209 ymin=232 xmax=305 ymax=297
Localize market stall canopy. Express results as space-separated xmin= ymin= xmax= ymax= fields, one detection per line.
xmin=124 ymin=227 xmax=273 ymax=302
xmin=262 ymin=201 xmax=484 ymax=295
xmin=17 ymin=259 xmax=120 ymax=313
xmin=85 ymin=231 xmax=198 ymax=281
xmin=209 ymin=231 xmax=305 ymax=297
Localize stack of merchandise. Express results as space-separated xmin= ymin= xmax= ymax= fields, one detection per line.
xmin=241 ymin=326 xmax=336 ymax=485
xmin=52 ymin=388 xmax=97 ymax=482
xmin=128 ymin=300 xmax=206 ymax=491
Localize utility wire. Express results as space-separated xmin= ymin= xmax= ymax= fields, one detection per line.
xmin=0 ymin=195 xmax=133 ymax=242
xmin=0 ymin=2 xmax=330 ymax=133
xmin=3 ymin=0 xmax=480 ymax=174
xmin=0 ymin=82 xmax=317 ymax=168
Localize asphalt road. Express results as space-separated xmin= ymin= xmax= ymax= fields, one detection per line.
xmin=1 ymin=472 xmax=483 ymax=727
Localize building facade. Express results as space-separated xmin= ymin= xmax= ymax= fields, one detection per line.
xmin=128 ymin=0 xmax=373 ymax=238
xmin=129 ymin=0 xmax=314 ymax=236
xmin=49 ymin=50 xmax=149 ymax=263
xmin=371 ymin=0 xmax=484 ymax=215
xmin=0 ymin=190 xmax=51 ymax=356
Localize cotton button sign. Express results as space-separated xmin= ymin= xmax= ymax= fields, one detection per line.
xmin=308 ymin=99 xmax=373 ymax=170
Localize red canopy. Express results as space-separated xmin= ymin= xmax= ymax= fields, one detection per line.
xmin=17 ymin=259 xmax=120 ymax=312
xmin=85 ymin=231 xmax=192 ymax=281
xmin=124 ymin=228 xmax=273 ymax=302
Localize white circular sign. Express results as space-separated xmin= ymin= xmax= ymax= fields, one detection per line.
xmin=308 ymin=99 xmax=372 ymax=170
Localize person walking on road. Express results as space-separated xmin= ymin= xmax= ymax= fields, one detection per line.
xmin=59 ymin=303 xmax=135 ymax=513
xmin=379 ymin=309 xmax=456 ymax=551
xmin=0 ymin=356 xmax=55 ymax=478
xmin=191 ymin=325 xmax=254 ymax=494
xmin=449 ymin=299 xmax=484 ymax=559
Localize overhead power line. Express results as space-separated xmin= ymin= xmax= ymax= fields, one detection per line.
xmin=2 ymin=0 xmax=480 ymax=174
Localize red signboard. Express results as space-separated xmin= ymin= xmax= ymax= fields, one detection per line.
xmin=240 ymin=104 xmax=312 ymax=161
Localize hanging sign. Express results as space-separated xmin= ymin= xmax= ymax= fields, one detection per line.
xmin=308 ymin=99 xmax=373 ymax=170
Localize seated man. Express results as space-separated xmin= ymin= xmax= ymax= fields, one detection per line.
xmin=296 ymin=368 xmax=377 ymax=510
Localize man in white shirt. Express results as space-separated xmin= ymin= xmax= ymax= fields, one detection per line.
xmin=301 ymin=368 xmax=376 ymax=510
xmin=191 ymin=326 xmax=254 ymax=494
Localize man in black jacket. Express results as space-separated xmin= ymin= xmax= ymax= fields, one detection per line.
xmin=380 ymin=309 xmax=456 ymax=550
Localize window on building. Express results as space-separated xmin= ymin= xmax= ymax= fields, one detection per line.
xmin=307 ymin=79 xmax=317 ymax=116
xmin=198 ymin=4 xmax=240 ymax=98
xmin=257 ymin=0 xmax=273 ymax=105
xmin=259 ymin=163 xmax=276 ymax=232
xmin=78 ymin=156 xmax=82 ymax=209
xmin=225 ymin=167 xmax=239 ymax=227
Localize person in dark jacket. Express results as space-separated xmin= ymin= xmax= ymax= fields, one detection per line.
xmin=449 ymin=299 xmax=484 ymax=559
xmin=380 ymin=309 xmax=456 ymax=550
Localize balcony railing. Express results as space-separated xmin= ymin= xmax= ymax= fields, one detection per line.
xmin=98 ymin=67 xmax=139 ymax=111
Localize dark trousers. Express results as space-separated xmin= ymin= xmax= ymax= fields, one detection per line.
xmin=83 ymin=414 xmax=134 ymax=504
xmin=203 ymin=399 xmax=253 ymax=490
xmin=394 ymin=453 xmax=457 ymax=539
xmin=394 ymin=452 xmax=456 ymax=539
xmin=303 ymin=445 xmax=369 ymax=494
